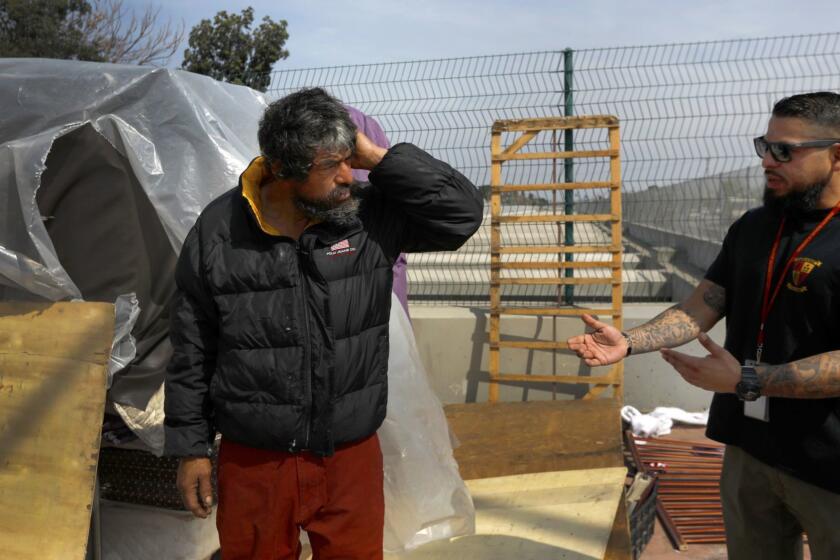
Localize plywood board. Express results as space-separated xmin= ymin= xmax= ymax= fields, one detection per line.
xmin=0 ymin=302 xmax=114 ymax=560
xmin=386 ymin=467 xmax=627 ymax=560
xmin=445 ymin=400 xmax=623 ymax=481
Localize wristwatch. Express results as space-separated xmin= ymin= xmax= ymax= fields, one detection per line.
xmin=735 ymin=364 xmax=762 ymax=401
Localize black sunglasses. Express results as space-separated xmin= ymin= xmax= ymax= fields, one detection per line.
xmin=754 ymin=136 xmax=840 ymax=163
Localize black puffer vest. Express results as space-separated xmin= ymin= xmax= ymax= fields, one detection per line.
xmin=164 ymin=143 xmax=483 ymax=457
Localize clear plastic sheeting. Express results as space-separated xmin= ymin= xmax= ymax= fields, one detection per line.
xmin=0 ymin=58 xmax=267 ymax=301
xmin=382 ymin=293 xmax=475 ymax=552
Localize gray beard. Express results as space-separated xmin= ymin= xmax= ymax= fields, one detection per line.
xmin=293 ymin=181 xmax=368 ymax=227
xmin=762 ymin=180 xmax=828 ymax=217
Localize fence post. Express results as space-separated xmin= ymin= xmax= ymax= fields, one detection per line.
xmin=563 ymin=48 xmax=575 ymax=304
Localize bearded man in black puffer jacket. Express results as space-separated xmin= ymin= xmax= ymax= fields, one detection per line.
xmin=163 ymin=87 xmax=483 ymax=559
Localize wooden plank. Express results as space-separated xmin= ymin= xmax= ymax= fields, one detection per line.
xmin=493 ymin=261 xmax=615 ymax=270
xmin=493 ymin=149 xmax=617 ymax=162
xmin=608 ymin=125 xmax=624 ymax=402
xmin=493 ymin=306 xmax=620 ymax=317
xmin=500 ymin=130 xmax=537 ymax=156
xmin=495 ymin=277 xmax=617 ymax=286
xmin=0 ymin=302 xmax=114 ymax=560
xmin=494 ymin=213 xmax=616 ymax=223
xmin=444 ymin=400 xmax=624 ymax=480
xmin=489 ymin=131 xmax=502 ymax=403
xmin=492 ymin=115 xmax=619 ymax=132
xmin=492 ymin=340 xmax=569 ymax=350
xmin=497 ymin=244 xmax=619 ymax=254
xmin=493 ymin=181 xmax=616 ymax=192
xmin=491 ymin=373 xmax=617 ymax=385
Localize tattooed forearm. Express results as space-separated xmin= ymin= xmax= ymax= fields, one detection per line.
xmin=758 ymin=351 xmax=840 ymax=398
xmin=626 ymin=303 xmax=704 ymax=354
xmin=701 ymin=284 xmax=726 ymax=315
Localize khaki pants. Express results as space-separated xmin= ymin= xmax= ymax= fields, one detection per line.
xmin=721 ymin=444 xmax=840 ymax=560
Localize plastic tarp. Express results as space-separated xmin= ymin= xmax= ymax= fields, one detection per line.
xmin=0 ymin=58 xmax=473 ymax=553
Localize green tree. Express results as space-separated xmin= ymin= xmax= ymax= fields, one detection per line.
xmin=0 ymin=0 xmax=183 ymax=65
xmin=0 ymin=0 xmax=103 ymax=60
xmin=181 ymin=7 xmax=289 ymax=92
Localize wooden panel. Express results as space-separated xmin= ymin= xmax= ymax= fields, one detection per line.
xmin=488 ymin=114 xmax=624 ymax=405
xmin=0 ymin=302 xmax=114 ymax=560
xmin=444 ymin=400 xmax=624 ymax=480
xmin=387 ymin=467 xmax=627 ymax=560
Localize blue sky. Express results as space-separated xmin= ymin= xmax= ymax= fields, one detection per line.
xmin=130 ymin=0 xmax=839 ymax=69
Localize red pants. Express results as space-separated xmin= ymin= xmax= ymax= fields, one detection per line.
xmin=216 ymin=434 xmax=384 ymax=560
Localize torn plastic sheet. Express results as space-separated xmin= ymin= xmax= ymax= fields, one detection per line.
xmin=0 ymin=59 xmax=267 ymax=297
xmin=1 ymin=59 xmax=267 ymax=407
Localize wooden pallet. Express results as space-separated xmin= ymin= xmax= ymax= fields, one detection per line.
xmin=488 ymin=115 xmax=624 ymax=401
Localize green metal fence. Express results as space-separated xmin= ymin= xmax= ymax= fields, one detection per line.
xmin=267 ymin=32 xmax=840 ymax=305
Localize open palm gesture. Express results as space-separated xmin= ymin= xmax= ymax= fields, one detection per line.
xmin=567 ymin=314 xmax=628 ymax=366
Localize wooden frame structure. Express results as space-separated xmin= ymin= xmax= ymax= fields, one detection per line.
xmin=488 ymin=115 xmax=624 ymax=402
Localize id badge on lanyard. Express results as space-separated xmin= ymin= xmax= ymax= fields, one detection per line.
xmin=743 ymin=359 xmax=769 ymax=422
xmin=749 ymin=201 xmax=840 ymax=422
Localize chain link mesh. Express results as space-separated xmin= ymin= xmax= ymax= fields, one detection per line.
xmin=267 ymin=33 xmax=840 ymax=305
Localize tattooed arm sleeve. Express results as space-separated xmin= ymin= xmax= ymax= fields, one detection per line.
xmin=626 ymin=279 xmax=726 ymax=354
xmin=757 ymin=352 xmax=840 ymax=398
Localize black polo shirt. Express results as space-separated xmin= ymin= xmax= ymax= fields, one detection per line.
xmin=705 ymin=205 xmax=840 ymax=493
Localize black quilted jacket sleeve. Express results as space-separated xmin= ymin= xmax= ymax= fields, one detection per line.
xmin=368 ymin=143 xmax=484 ymax=254
xmin=163 ymin=223 xmax=219 ymax=457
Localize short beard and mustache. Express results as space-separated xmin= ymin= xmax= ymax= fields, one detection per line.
xmin=762 ymin=176 xmax=828 ymax=218
xmin=293 ymin=181 xmax=370 ymax=226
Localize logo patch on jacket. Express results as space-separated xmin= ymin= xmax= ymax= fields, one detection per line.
xmin=326 ymin=238 xmax=356 ymax=257
xmin=786 ymin=257 xmax=821 ymax=293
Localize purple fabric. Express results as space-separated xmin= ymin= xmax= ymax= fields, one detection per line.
xmin=345 ymin=105 xmax=409 ymax=316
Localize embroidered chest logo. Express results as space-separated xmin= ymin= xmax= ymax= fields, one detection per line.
xmin=325 ymin=238 xmax=356 ymax=257
xmin=786 ymin=257 xmax=821 ymax=293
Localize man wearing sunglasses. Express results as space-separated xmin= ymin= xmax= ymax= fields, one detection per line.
xmin=569 ymin=91 xmax=840 ymax=560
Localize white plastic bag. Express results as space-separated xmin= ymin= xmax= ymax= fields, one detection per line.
xmin=380 ymin=293 xmax=475 ymax=552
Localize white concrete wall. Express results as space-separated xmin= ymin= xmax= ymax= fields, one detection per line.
xmin=408 ymin=303 xmax=722 ymax=412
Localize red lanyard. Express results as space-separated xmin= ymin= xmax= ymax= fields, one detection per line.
xmin=756 ymin=202 xmax=840 ymax=362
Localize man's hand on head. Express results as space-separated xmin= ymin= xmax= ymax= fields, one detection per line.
xmin=350 ymin=131 xmax=387 ymax=171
